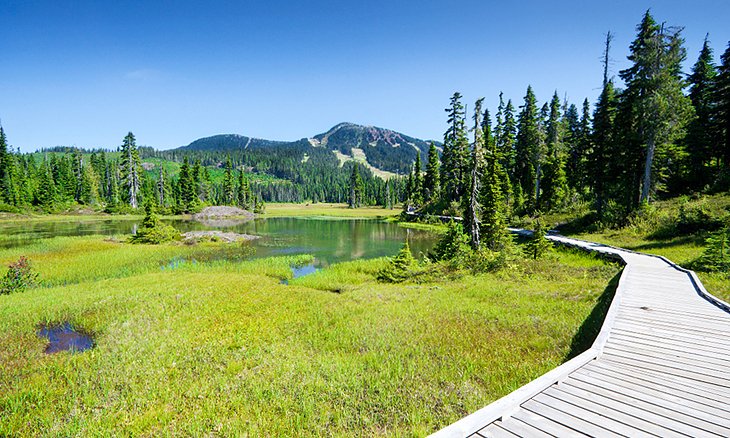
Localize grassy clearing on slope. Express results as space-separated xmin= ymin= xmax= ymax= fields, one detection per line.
xmin=555 ymin=193 xmax=730 ymax=302
xmin=0 ymin=235 xmax=618 ymax=436
xmin=265 ymin=203 xmax=398 ymax=219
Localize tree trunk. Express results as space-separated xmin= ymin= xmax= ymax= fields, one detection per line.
xmin=641 ymin=136 xmax=655 ymax=204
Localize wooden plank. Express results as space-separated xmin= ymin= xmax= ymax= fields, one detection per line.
xmin=543 ymin=386 xmax=674 ymax=437
xmin=610 ymin=324 xmax=730 ymax=351
xmin=531 ymin=392 xmax=645 ymax=437
xmin=587 ymin=359 xmax=730 ymax=403
xmin=620 ymin=305 xmax=730 ymax=322
xmin=493 ymin=417 xmax=553 ymax=437
xmin=555 ymin=382 xmax=701 ymax=437
xmin=473 ymin=424 xmax=519 ymax=438
xmin=578 ymin=363 xmax=730 ymax=420
xmin=571 ymin=370 xmax=730 ymax=435
xmin=612 ymin=320 xmax=730 ymax=348
xmin=617 ymin=309 xmax=730 ymax=332
xmin=606 ymin=337 xmax=730 ymax=368
xmin=511 ymin=408 xmax=589 ymax=437
xmin=522 ymin=398 xmax=623 ymax=438
xmin=609 ymin=330 xmax=730 ymax=358
xmin=602 ymin=345 xmax=730 ymax=381
xmin=582 ymin=362 xmax=730 ymax=418
xmin=602 ymin=353 xmax=730 ymax=393
xmin=565 ymin=377 xmax=727 ymax=438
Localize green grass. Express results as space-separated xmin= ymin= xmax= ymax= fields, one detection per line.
xmin=0 ymin=234 xmax=618 ymax=436
xmin=265 ymin=203 xmax=398 ymax=219
xmin=555 ymin=193 xmax=730 ymax=303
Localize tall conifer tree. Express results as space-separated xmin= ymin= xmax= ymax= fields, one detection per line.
xmin=120 ymin=132 xmax=142 ymax=209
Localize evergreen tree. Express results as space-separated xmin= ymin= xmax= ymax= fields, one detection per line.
xmin=515 ymin=86 xmax=540 ymax=212
xmin=120 ymin=132 xmax=142 ymax=208
xmin=716 ymin=43 xmax=730 ymax=175
xmin=79 ymin=163 xmax=100 ymax=205
xmin=35 ymin=159 xmax=56 ymax=207
xmin=541 ymin=92 xmax=569 ymax=211
xmin=237 ymin=170 xmax=251 ymax=209
xmin=348 ymin=163 xmax=364 ymax=208
xmin=481 ymin=106 xmax=509 ymax=251
xmin=590 ymin=81 xmax=619 ymax=219
xmin=619 ymin=11 xmax=694 ymax=204
xmin=464 ymin=98 xmax=485 ymax=249
xmin=178 ymin=156 xmax=197 ymax=211
xmin=0 ymin=126 xmax=19 ymax=205
xmin=411 ymin=153 xmax=423 ymax=207
xmin=685 ymin=37 xmax=718 ymax=190
xmin=222 ymin=156 xmax=235 ymax=205
xmin=564 ymin=101 xmax=588 ymax=193
xmin=525 ymin=218 xmax=552 ymax=259
xmin=441 ymin=92 xmax=469 ymax=203
xmin=423 ymin=142 xmax=440 ymax=203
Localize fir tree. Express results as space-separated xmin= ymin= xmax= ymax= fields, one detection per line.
xmin=515 ymin=86 xmax=540 ymax=212
xmin=237 ymin=170 xmax=251 ymax=209
xmin=591 ymin=81 xmax=619 ymax=219
xmin=423 ymin=142 xmax=440 ymax=203
xmin=411 ymin=153 xmax=423 ymax=207
xmin=348 ymin=163 xmax=364 ymax=208
xmin=178 ymin=156 xmax=197 ymax=211
xmin=525 ymin=218 xmax=552 ymax=259
xmin=685 ymin=37 xmax=718 ymax=190
xmin=441 ymin=92 xmax=469 ymax=203
xmin=464 ymin=98 xmax=484 ymax=249
xmin=541 ymin=92 xmax=569 ymax=211
xmin=716 ymin=43 xmax=730 ymax=174
xmin=0 ymin=126 xmax=19 ymax=206
xmin=481 ymin=107 xmax=509 ymax=252
xmin=619 ymin=11 xmax=694 ymax=205
xmin=222 ymin=156 xmax=235 ymax=205
xmin=120 ymin=132 xmax=142 ymax=209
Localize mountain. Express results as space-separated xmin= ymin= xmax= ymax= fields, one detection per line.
xmin=176 ymin=123 xmax=438 ymax=175
xmin=178 ymin=134 xmax=287 ymax=152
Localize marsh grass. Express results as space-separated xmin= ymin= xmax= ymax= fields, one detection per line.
xmin=0 ymin=232 xmax=619 ymax=436
xmin=265 ymin=203 xmax=396 ymax=219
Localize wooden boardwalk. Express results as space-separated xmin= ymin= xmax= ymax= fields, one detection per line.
xmin=432 ymin=233 xmax=730 ymax=437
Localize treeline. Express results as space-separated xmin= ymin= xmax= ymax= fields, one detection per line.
xmin=0 ymin=128 xmax=407 ymax=213
xmin=404 ymin=11 xmax=730 ymax=232
xmin=0 ymin=131 xmax=268 ymax=213
xmin=145 ymin=141 xmax=407 ymax=206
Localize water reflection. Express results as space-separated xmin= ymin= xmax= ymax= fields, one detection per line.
xmin=0 ymin=217 xmax=438 ymax=265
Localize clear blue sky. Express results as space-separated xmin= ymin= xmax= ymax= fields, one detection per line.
xmin=2 ymin=0 xmax=729 ymax=152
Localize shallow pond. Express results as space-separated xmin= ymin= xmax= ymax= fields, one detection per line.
xmin=0 ymin=217 xmax=438 ymax=265
xmin=38 ymin=322 xmax=94 ymax=354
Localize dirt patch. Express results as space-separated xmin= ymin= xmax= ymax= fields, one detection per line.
xmin=182 ymin=231 xmax=259 ymax=243
xmin=192 ymin=206 xmax=255 ymax=221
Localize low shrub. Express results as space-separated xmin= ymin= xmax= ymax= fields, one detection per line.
xmin=377 ymin=241 xmax=422 ymax=283
xmin=0 ymin=256 xmax=39 ymax=295
xmin=130 ymin=203 xmax=180 ymax=244
xmin=695 ymin=224 xmax=730 ymax=273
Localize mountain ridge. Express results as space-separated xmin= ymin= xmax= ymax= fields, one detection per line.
xmin=175 ymin=122 xmax=439 ymax=175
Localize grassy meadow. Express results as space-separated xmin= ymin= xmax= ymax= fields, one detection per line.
xmin=0 ymin=231 xmax=619 ymax=436
xmin=264 ymin=203 xmax=397 ymax=219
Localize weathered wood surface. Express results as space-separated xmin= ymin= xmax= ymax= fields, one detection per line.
xmin=432 ymin=233 xmax=730 ymax=438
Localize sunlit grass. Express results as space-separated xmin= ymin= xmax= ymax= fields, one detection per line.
xmin=264 ymin=203 xmax=398 ymax=219
xmin=0 ymin=234 xmax=618 ymax=436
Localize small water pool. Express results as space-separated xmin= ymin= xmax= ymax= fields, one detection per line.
xmin=38 ymin=322 xmax=94 ymax=354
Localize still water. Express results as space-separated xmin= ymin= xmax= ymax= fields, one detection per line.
xmin=0 ymin=217 xmax=437 ymax=265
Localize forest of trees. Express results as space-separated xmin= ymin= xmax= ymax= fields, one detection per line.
xmin=400 ymin=11 xmax=730 ymax=246
xmin=0 ymin=11 xmax=728 ymax=224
